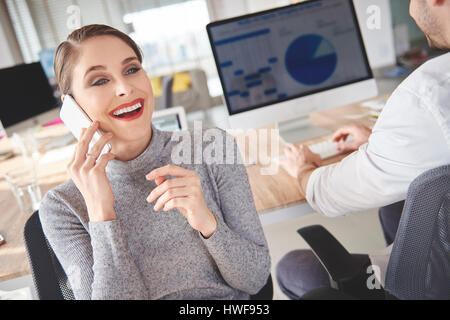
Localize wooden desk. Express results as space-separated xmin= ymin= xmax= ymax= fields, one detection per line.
xmin=0 ymin=124 xmax=71 ymax=282
xmin=0 ymin=95 xmax=386 ymax=282
xmin=241 ymin=97 xmax=381 ymax=213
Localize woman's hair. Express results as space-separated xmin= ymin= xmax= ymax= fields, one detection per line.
xmin=53 ymin=24 xmax=143 ymax=95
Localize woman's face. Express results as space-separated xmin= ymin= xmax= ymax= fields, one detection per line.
xmin=70 ymin=35 xmax=153 ymax=146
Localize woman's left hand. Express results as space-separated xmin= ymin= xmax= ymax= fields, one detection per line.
xmin=146 ymin=164 xmax=217 ymax=238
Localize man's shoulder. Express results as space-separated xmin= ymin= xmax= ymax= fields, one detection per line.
xmin=420 ymin=52 xmax=450 ymax=73
xmin=401 ymin=52 xmax=450 ymax=91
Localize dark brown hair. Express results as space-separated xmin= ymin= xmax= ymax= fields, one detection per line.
xmin=53 ymin=24 xmax=143 ymax=95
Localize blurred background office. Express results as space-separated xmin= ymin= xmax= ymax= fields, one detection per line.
xmin=0 ymin=0 xmax=444 ymax=300
xmin=0 ymin=0 xmax=437 ymax=136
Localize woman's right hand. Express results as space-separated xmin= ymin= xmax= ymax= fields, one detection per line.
xmin=66 ymin=121 xmax=117 ymax=222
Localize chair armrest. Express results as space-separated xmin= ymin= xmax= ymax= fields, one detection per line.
xmin=297 ymin=225 xmax=364 ymax=284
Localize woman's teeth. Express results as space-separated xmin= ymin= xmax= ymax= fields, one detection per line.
xmin=113 ymin=102 xmax=142 ymax=116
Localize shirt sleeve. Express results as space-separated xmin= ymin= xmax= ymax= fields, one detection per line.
xmin=200 ymin=132 xmax=271 ymax=295
xmin=39 ymin=189 xmax=148 ymax=300
xmin=306 ymin=85 xmax=450 ymax=217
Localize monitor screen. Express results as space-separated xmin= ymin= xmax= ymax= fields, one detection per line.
xmin=0 ymin=62 xmax=58 ymax=128
xmin=207 ymin=0 xmax=372 ymax=115
xmin=152 ymin=114 xmax=182 ymax=132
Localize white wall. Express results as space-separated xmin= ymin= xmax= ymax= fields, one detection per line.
xmin=353 ymin=0 xmax=396 ymax=69
xmin=206 ymin=0 xmax=290 ymax=21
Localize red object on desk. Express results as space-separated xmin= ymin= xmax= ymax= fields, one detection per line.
xmin=43 ymin=118 xmax=64 ymax=127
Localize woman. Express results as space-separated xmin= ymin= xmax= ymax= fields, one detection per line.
xmin=39 ymin=24 xmax=270 ymax=300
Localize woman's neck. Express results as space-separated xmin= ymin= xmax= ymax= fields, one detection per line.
xmin=111 ymin=128 xmax=152 ymax=162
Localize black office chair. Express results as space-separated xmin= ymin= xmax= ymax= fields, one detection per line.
xmin=23 ymin=211 xmax=75 ymax=300
xmin=24 ymin=211 xmax=273 ymax=300
xmin=296 ymin=164 xmax=450 ymax=300
xmin=251 ymin=275 xmax=273 ymax=300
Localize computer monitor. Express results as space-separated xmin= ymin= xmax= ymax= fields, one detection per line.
xmin=207 ymin=0 xmax=378 ymax=143
xmin=152 ymin=106 xmax=188 ymax=131
xmin=0 ymin=62 xmax=59 ymax=135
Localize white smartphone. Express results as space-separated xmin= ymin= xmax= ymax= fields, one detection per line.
xmin=60 ymin=95 xmax=112 ymax=155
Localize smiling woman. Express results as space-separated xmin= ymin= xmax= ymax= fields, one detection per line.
xmin=54 ymin=25 xmax=153 ymax=162
xmin=38 ymin=24 xmax=271 ymax=300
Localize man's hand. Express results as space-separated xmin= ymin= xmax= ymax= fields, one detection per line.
xmin=331 ymin=124 xmax=372 ymax=152
xmin=279 ymin=144 xmax=322 ymax=179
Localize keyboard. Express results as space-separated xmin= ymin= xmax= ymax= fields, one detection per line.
xmin=275 ymin=135 xmax=355 ymax=162
xmin=309 ymin=139 xmax=344 ymax=159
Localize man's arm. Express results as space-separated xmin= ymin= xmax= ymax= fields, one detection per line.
xmin=281 ymin=124 xmax=371 ymax=197
xmin=281 ymin=87 xmax=450 ymax=217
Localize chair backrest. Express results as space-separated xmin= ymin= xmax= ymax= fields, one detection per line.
xmin=385 ymin=165 xmax=450 ymax=300
xmin=23 ymin=211 xmax=75 ymax=300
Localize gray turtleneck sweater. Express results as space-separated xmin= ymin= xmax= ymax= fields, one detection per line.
xmin=39 ymin=126 xmax=271 ymax=300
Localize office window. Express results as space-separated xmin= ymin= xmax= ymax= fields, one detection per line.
xmin=123 ymin=0 xmax=214 ymax=78
xmin=5 ymin=0 xmax=221 ymax=94
xmin=5 ymin=0 xmax=42 ymax=63
xmin=5 ymin=0 xmax=127 ymax=64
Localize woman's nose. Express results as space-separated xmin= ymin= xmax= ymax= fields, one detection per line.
xmin=115 ymin=80 xmax=134 ymax=97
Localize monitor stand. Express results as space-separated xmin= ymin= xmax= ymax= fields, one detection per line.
xmin=277 ymin=116 xmax=332 ymax=144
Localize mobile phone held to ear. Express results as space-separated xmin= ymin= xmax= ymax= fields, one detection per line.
xmin=60 ymin=95 xmax=112 ymax=155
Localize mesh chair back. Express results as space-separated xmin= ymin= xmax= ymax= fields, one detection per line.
xmin=23 ymin=211 xmax=75 ymax=300
xmin=385 ymin=165 xmax=450 ymax=300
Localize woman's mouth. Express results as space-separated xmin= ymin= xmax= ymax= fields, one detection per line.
xmin=109 ymin=99 xmax=145 ymax=121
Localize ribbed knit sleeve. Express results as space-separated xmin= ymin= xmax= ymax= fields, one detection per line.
xmin=201 ymin=133 xmax=271 ymax=295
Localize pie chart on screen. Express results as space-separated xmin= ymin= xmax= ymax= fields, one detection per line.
xmin=285 ymin=34 xmax=337 ymax=86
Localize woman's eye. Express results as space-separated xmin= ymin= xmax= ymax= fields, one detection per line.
xmin=92 ymin=78 xmax=108 ymax=86
xmin=125 ymin=67 xmax=141 ymax=75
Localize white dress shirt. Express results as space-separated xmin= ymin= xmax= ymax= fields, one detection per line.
xmin=305 ymin=52 xmax=450 ymax=285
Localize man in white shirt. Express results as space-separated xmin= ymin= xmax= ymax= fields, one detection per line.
xmin=276 ymin=0 xmax=450 ymax=299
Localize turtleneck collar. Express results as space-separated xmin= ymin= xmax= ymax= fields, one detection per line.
xmin=106 ymin=125 xmax=166 ymax=176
